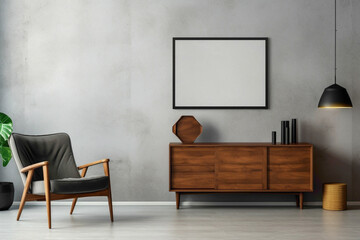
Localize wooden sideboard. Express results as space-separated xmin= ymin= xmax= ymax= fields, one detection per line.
xmin=169 ymin=143 xmax=313 ymax=209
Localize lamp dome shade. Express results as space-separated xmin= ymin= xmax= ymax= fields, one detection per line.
xmin=318 ymin=83 xmax=352 ymax=108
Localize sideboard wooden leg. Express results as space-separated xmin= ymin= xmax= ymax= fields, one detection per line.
xmin=299 ymin=192 xmax=304 ymax=209
xmin=176 ymin=192 xmax=180 ymax=209
xmin=295 ymin=194 xmax=299 ymax=207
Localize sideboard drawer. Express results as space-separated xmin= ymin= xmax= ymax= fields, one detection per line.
xmin=171 ymin=147 xmax=216 ymax=165
xmin=171 ymin=165 xmax=215 ymax=189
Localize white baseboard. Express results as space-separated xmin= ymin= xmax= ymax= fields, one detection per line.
xmin=12 ymin=201 xmax=360 ymax=206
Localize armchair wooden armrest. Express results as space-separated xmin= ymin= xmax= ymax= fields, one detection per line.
xmin=21 ymin=161 xmax=49 ymax=173
xmin=77 ymin=158 xmax=109 ymax=170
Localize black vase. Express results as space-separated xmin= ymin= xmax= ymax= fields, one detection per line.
xmin=0 ymin=182 xmax=14 ymax=211
xmin=285 ymin=121 xmax=290 ymax=144
xmin=291 ymin=119 xmax=297 ymax=144
xmin=272 ymin=131 xmax=276 ymax=145
xmin=281 ymin=121 xmax=286 ymax=144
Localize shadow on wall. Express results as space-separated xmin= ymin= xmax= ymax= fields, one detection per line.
xmin=352 ymin=152 xmax=360 ymax=200
xmin=196 ymin=121 xmax=220 ymax=142
xmin=302 ymin=121 xmax=352 ymax=202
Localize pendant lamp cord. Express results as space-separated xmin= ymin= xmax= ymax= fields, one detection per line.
xmin=335 ymin=0 xmax=337 ymax=84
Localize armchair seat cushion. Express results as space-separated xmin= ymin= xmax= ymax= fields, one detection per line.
xmin=31 ymin=176 xmax=109 ymax=195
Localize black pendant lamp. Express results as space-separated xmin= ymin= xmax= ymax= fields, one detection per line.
xmin=318 ymin=0 xmax=352 ymax=109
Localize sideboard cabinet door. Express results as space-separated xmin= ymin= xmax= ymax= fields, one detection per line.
xmin=170 ymin=147 xmax=216 ymax=189
xmin=217 ymin=147 xmax=267 ymax=190
xmin=268 ymin=147 xmax=312 ymax=191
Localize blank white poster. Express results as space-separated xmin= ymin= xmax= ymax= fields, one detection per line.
xmin=174 ymin=39 xmax=267 ymax=108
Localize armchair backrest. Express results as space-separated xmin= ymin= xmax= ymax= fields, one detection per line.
xmin=9 ymin=133 xmax=81 ymax=185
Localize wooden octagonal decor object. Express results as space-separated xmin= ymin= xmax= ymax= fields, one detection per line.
xmin=172 ymin=116 xmax=202 ymax=143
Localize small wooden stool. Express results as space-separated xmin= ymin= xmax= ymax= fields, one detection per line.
xmin=323 ymin=183 xmax=347 ymax=211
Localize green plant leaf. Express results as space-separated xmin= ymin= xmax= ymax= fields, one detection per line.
xmin=0 ymin=113 xmax=13 ymax=167
xmin=0 ymin=113 xmax=13 ymax=142
xmin=0 ymin=135 xmax=12 ymax=167
xmin=0 ymin=146 xmax=12 ymax=167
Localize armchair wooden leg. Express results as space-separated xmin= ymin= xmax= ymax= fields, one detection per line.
xmin=70 ymin=198 xmax=78 ymax=215
xmin=17 ymin=170 xmax=34 ymax=221
xmin=103 ymin=161 xmax=113 ymax=222
xmin=107 ymin=189 xmax=114 ymax=222
xmin=70 ymin=167 xmax=88 ymax=215
xmin=43 ymin=165 xmax=52 ymax=229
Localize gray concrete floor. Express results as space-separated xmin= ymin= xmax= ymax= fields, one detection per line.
xmin=1 ymin=205 xmax=360 ymax=240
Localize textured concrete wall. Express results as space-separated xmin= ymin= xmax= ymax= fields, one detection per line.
xmin=0 ymin=0 xmax=358 ymax=202
xmin=351 ymin=0 xmax=360 ymax=201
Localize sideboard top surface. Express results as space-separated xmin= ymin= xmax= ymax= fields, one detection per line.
xmin=169 ymin=142 xmax=312 ymax=147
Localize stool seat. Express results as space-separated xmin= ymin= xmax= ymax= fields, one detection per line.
xmin=323 ymin=183 xmax=347 ymax=211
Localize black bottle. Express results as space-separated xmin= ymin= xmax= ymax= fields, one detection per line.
xmin=272 ymin=131 xmax=276 ymax=145
xmin=285 ymin=121 xmax=290 ymax=144
xmin=281 ymin=121 xmax=286 ymax=144
xmin=291 ymin=119 xmax=297 ymax=144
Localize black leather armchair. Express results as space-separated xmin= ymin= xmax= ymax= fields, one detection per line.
xmin=9 ymin=133 xmax=113 ymax=229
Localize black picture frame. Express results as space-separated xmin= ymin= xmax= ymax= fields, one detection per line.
xmin=172 ymin=37 xmax=268 ymax=109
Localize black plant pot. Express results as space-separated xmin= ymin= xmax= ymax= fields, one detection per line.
xmin=0 ymin=182 xmax=14 ymax=210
